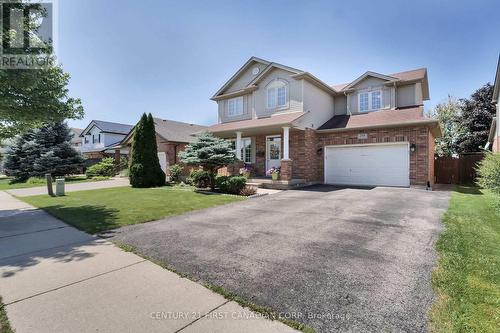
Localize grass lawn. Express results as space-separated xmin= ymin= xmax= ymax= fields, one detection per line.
xmin=0 ymin=176 xmax=109 ymax=191
xmin=21 ymin=186 xmax=244 ymax=234
xmin=430 ymin=186 xmax=500 ymax=332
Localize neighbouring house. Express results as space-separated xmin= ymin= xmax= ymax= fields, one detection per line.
xmin=69 ymin=128 xmax=83 ymax=152
xmin=207 ymin=57 xmax=441 ymax=188
xmin=487 ymin=55 xmax=500 ymax=153
xmin=79 ymin=120 xmax=134 ymax=159
xmin=121 ymin=117 xmax=207 ymax=177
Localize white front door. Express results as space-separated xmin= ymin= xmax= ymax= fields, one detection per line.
xmin=266 ymin=136 xmax=281 ymax=173
xmin=324 ymin=143 xmax=410 ymax=187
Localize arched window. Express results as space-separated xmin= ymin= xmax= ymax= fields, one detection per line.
xmin=266 ymin=79 xmax=288 ymax=109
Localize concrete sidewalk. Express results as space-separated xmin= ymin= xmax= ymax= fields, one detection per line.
xmin=0 ymin=191 xmax=297 ymax=333
xmin=5 ymin=177 xmax=130 ymax=197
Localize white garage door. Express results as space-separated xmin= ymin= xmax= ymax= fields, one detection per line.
xmin=324 ymin=143 xmax=409 ymax=187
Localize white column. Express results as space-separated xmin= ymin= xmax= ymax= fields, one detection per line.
xmin=283 ymin=127 xmax=290 ymax=160
xmin=235 ymin=131 xmax=242 ymax=160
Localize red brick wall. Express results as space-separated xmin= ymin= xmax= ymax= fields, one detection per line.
xmin=428 ymin=131 xmax=436 ymax=186
xmin=311 ymin=126 xmax=432 ymax=185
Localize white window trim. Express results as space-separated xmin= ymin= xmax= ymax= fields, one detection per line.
xmin=227 ymin=96 xmax=244 ymax=117
xmin=358 ymin=90 xmax=382 ymax=112
xmin=229 ymin=137 xmax=253 ymax=163
xmin=266 ymin=79 xmax=288 ymax=110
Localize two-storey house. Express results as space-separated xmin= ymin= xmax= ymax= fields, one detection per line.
xmin=80 ymin=120 xmax=134 ymax=159
xmin=206 ymin=57 xmax=441 ymax=187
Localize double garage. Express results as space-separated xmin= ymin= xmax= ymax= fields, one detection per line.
xmin=323 ymin=142 xmax=410 ymax=187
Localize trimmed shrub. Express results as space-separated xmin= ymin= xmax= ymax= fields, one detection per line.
xmin=190 ymin=170 xmax=211 ymax=188
xmin=476 ymin=152 xmax=500 ymax=193
xmin=129 ymin=113 xmax=166 ymax=188
xmin=216 ymin=175 xmax=246 ymax=194
xmin=169 ymin=164 xmax=182 ymax=183
xmin=86 ymin=157 xmax=115 ymax=178
xmin=240 ymin=185 xmax=257 ymax=196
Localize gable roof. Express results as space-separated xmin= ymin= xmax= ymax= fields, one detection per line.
xmin=70 ymin=128 xmax=83 ymax=136
xmin=80 ymin=120 xmax=134 ymax=137
xmin=332 ymin=68 xmax=429 ymax=99
xmin=493 ymin=55 xmax=500 ymax=103
xmin=211 ymin=57 xmax=271 ymax=99
xmin=122 ymin=117 xmax=207 ymax=145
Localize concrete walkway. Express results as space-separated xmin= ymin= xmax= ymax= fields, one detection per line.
xmin=0 ymin=191 xmax=297 ymax=333
xmin=6 ymin=177 xmax=130 ymax=197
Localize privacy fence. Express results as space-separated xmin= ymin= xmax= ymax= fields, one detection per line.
xmin=434 ymin=152 xmax=485 ymax=185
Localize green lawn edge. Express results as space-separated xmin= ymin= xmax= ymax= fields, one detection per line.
xmin=0 ymin=297 xmax=14 ymax=333
xmin=429 ymin=186 xmax=500 ymax=332
xmin=115 ymin=241 xmax=316 ymax=333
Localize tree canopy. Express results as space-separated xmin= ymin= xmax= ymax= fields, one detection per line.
xmin=427 ymin=96 xmax=464 ymax=157
xmin=179 ymin=132 xmax=236 ymax=190
xmin=454 ymin=83 xmax=496 ymax=153
xmin=129 ymin=113 xmax=165 ymax=188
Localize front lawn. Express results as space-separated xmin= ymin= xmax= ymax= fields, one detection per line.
xmin=430 ymin=186 xmax=500 ymax=332
xmin=0 ymin=176 xmax=109 ymax=191
xmin=21 ymin=186 xmax=244 ymax=234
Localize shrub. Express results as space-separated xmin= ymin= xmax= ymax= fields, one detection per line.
xmin=169 ymin=164 xmax=182 ymax=183
xmin=129 ymin=113 xmax=165 ymax=188
xmin=476 ymin=152 xmax=500 ymax=194
xmin=190 ymin=169 xmax=211 ymax=188
xmin=86 ymin=157 xmax=116 ymax=178
xmin=26 ymin=177 xmax=46 ymax=185
xmin=216 ymin=175 xmax=246 ymax=194
xmin=240 ymin=185 xmax=257 ymax=196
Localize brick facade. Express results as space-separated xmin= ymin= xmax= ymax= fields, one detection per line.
xmin=239 ymin=126 xmax=434 ymax=186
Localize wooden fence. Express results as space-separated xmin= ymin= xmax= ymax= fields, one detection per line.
xmin=434 ymin=153 xmax=485 ymax=184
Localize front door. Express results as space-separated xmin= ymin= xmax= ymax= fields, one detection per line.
xmin=266 ymin=135 xmax=281 ymax=173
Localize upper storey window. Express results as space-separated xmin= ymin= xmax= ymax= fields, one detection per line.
xmin=359 ymin=90 xmax=382 ymax=112
xmin=266 ymin=79 xmax=288 ymax=109
xmin=227 ymin=96 xmax=243 ymax=116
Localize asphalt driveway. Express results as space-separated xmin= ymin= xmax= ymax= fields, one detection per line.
xmin=110 ymin=186 xmax=450 ymax=332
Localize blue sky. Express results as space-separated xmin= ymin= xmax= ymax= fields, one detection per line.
xmin=59 ymin=0 xmax=500 ymax=129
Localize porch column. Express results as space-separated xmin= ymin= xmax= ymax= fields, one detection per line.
xmin=235 ymin=131 xmax=242 ymax=160
xmin=282 ymin=126 xmax=290 ymax=160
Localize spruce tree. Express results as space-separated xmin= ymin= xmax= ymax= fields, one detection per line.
xmin=129 ymin=113 xmax=165 ymax=187
xmin=2 ymin=122 xmax=84 ymax=181
xmin=179 ymin=132 xmax=236 ymax=190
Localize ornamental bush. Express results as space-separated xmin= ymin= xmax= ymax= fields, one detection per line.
xmin=86 ymin=157 xmax=116 ymax=178
xmin=476 ymin=152 xmax=500 ymax=194
xmin=129 ymin=113 xmax=165 ymax=188
xmin=168 ymin=164 xmax=182 ymax=183
xmin=189 ymin=169 xmax=211 ymax=188
xmin=216 ymin=175 xmax=246 ymax=194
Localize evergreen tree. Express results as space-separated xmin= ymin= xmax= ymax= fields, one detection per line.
xmin=2 ymin=122 xmax=84 ymax=181
xmin=129 ymin=113 xmax=165 ymax=188
xmin=179 ymin=132 xmax=236 ymax=190
xmin=455 ymin=83 xmax=496 ymax=153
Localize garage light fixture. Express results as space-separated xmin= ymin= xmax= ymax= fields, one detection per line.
xmin=410 ymin=143 xmax=416 ymax=152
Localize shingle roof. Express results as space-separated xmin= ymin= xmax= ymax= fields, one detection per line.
xmin=332 ymin=68 xmax=427 ymax=92
xmin=92 ymin=120 xmax=134 ymax=135
xmin=318 ymin=107 xmax=436 ymax=131
xmin=153 ymin=118 xmax=207 ymax=143
xmin=206 ymin=112 xmax=305 ymax=134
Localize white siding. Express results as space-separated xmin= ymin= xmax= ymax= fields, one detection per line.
xmin=224 ymin=62 xmax=268 ymax=94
